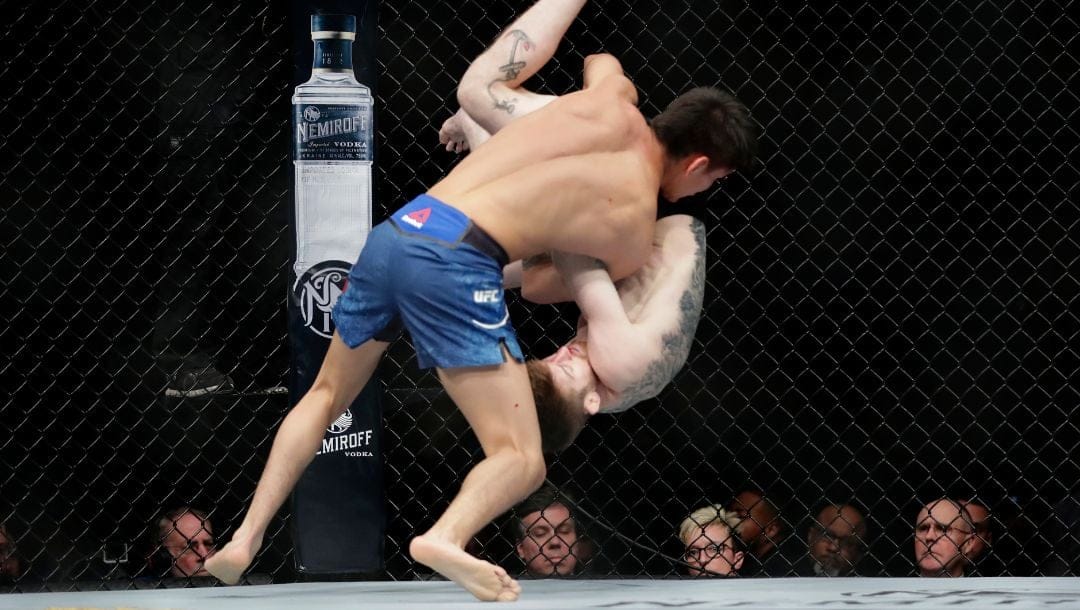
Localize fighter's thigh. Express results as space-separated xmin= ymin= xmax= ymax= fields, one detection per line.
xmin=309 ymin=332 xmax=389 ymax=415
xmin=436 ymin=354 xmax=541 ymax=457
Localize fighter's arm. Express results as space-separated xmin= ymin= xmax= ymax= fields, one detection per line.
xmin=504 ymin=253 xmax=577 ymax=303
xmin=517 ymin=243 xmax=647 ymax=304
xmin=560 ymin=216 xmax=707 ymax=411
xmin=517 ymin=253 xmax=577 ymax=303
xmin=551 ymin=252 xmax=652 ymax=393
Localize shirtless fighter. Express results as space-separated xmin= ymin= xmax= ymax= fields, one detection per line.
xmin=441 ymin=0 xmax=755 ymax=421
xmin=207 ymin=9 xmax=755 ymax=605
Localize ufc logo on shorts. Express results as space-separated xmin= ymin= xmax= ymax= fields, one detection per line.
xmin=473 ymin=289 xmax=501 ymax=304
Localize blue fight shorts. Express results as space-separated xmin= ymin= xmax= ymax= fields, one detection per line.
xmin=331 ymin=194 xmax=524 ymax=369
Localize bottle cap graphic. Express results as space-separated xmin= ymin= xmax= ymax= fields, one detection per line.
xmin=312 ymin=14 xmax=356 ymax=34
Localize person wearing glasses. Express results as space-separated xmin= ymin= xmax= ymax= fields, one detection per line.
xmin=805 ymin=503 xmax=869 ymax=577
xmin=677 ymin=505 xmax=745 ymax=577
xmin=913 ymin=498 xmax=977 ymax=577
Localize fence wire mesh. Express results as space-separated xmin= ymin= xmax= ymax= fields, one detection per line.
xmin=1 ymin=0 xmax=1078 ymax=591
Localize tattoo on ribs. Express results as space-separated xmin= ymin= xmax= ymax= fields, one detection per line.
xmin=614 ymin=219 xmax=707 ymax=410
xmin=486 ymin=30 xmax=533 ymax=114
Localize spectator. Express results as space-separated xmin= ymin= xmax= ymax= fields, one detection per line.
xmin=512 ymin=486 xmax=589 ymax=577
xmin=1043 ymin=494 xmax=1080 ymax=576
xmin=914 ymin=498 xmax=976 ymax=577
xmin=727 ymin=489 xmax=804 ymax=575
xmin=678 ymin=505 xmax=744 ymax=577
xmin=806 ymin=503 xmax=868 ymax=576
xmin=960 ymin=499 xmax=992 ymax=570
xmin=0 ymin=522 xmax=23 ymax=584
xmin=147 ymin=506 xmax=216 ymax=578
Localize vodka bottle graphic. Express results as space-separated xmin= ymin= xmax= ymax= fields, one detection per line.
xmin=292 ymin=13 xmax=373 ymax=280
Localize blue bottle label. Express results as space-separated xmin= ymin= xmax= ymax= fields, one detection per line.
xmin=293 ymin=103 xmax=372 ymax=162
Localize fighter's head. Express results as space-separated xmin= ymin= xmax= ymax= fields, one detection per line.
xmin=526 ymin=340 xmax=602 ymax=453
xmin=651 ymin=87 xmax=759 ymax=201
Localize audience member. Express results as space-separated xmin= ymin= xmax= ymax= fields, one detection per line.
xmin=727 ymin=489 xmax=804 ymax=576
xmin=147 ymin=506 xmax=217 ymax=578
xmin=805 ymin=503 xmax=868 ymax=576
xmin=960 ymin=499 xmax=993 ymax=573
xmin=678 ymin=505 xmax=744 ymax=577
xmin=1042 ymin=494 xmax=1080 ymax=576
xmin=511 ymin=486 xmax=590 ymax=577
xmin=914 ymin=498 xmax=976 ymax=577
xmin=0 ymin=522 xmax=24 ymax=584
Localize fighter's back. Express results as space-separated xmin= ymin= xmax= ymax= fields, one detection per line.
xmin=429 ymin=77 xmax=661 ymax=278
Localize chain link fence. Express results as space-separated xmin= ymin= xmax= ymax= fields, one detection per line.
xmin=1 ymin=0 xmax=1077 ymax=591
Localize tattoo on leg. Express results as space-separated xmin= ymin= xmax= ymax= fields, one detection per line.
xmin=486 ymin=30 xmax=534 ymax=115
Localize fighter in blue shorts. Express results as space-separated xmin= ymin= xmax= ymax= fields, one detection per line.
xmin=207 ymin=2 xmax=755 ymax=599
xmin=333 ymin=194 xmax=523 ymax=368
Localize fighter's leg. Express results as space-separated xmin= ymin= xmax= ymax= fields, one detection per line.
xmin=205 ymin=333 xmax=388 ymax=584
xmin=457 ymin=0 xmax=587 ymax=133
xmin=409 ymin=351 xmax=545 ymax=601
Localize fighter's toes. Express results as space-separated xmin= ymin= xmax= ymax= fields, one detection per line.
xmin=493 ymin=567 xmax=520 ymax=600
xmin=438 ymin=112 xmax=471 ymax=154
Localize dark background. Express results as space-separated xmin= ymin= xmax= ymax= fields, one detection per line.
xmin=0 ymin=0 xmax=1077 ymax=587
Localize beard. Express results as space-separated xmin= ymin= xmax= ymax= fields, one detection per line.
xmin=813 ymin=557 xmax=852 ymax=577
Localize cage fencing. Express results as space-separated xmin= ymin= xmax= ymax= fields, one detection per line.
xmin=0 ymin=0 xmax=1078 ymax=590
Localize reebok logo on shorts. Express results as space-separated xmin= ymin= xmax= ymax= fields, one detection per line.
xmin=399 ymin=207 xmax=431 ymax=229
xmin=473 ymin=289 xmax=501 ymax=304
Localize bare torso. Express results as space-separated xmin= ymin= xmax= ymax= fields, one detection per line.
xmin=427 ymin=85 xmax=661 ymax=278
xmin=578 ymin=215 xmax=706 ymax=412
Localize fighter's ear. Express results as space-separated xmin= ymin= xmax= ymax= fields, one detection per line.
xmin=960 ymin=532 xmax=978 ymax=560
xmin=583 ymin=391 xmax=601 ymax=415
xmin=684 ymin=155 xmax=710 ymax=176
xmin=764 ymin=520 xmax=783 ymax=540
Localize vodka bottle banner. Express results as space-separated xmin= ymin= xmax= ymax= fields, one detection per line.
xmin=291 ymin=13 xmax=374 ymax=280
xmin=288 ymin=3 xmax=384 ymax=576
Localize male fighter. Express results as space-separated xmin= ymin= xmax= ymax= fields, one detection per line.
xmin=207 ymin=9 xmax=756 ymax=606
xmin=441 ymin=0 xmax=740 ymax=420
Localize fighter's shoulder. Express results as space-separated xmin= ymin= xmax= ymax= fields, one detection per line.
xmin=654 ymin=214 xmax=706 ymax=257
xmin=655 ymin=213 xmax=702 ymax=234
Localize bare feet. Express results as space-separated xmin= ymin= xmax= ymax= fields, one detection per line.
xmin=410 ymin=535 xmax=521 ymax=602
xmin=438 ymin=109 xmax=471 ymax=154
xmin=204 ymin=536 xmax=259 ymax=585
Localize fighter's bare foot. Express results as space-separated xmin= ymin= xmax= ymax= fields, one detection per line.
xmin=204 ymin=537 xmax=258 ymax=585
xmin=438 ymin=109 xmax=471 ymax=154
xmin=410 ymin=535 xmax=520 ymax=601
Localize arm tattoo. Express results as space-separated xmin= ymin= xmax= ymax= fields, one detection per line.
xmin=611 ymin=219 xmax=707 ymax=411
xmin=486 ymin=30 xmax=532 ymax=114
